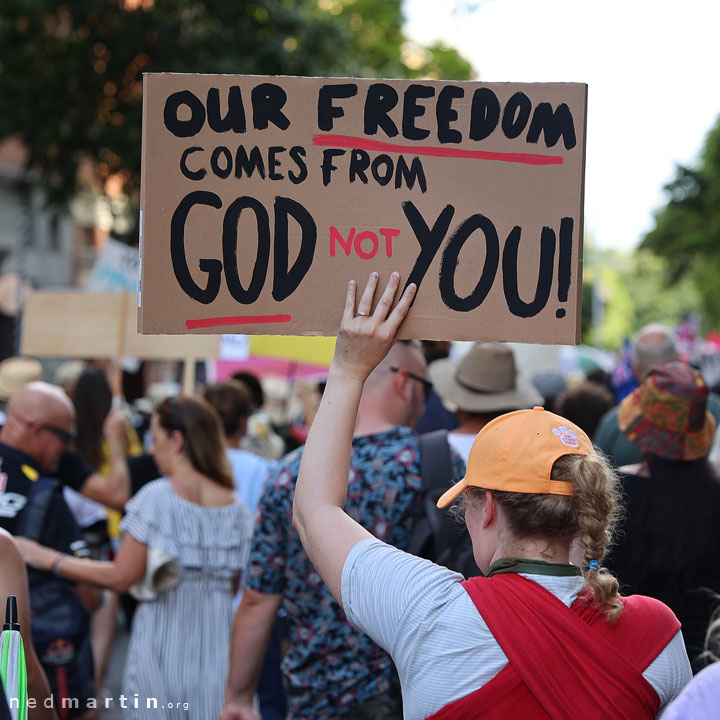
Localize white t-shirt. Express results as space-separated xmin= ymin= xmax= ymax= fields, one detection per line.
xmin=446 ymin=432 xmax=475 ymax=464
xmin=226 ymin=447 xmax=274 ymax=518
xmin=341 ymin=538 xmax=691 ymax=720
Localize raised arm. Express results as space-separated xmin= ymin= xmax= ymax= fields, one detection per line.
xmin=292 ymin=272 xmax=416 ymax=602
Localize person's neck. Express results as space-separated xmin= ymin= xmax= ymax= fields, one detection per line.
xmin=225 ymin=434 xmax=241 ymax=449
xmin=489 ymin=539 xmax=571 ymax=567
xmin=455 ymin=411 xmax=493 ymax=436
xmin=353 ymin=415 xmax=396 ymax=437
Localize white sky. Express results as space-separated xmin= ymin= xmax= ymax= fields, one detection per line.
xmin=403 ymin=0 xmax=720 ymax=250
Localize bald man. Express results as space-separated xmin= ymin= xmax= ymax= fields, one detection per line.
xmin=0 ymin=382 xmax=97 ymax=719
xmin=222 ymin=341 xmax=466 ymax=720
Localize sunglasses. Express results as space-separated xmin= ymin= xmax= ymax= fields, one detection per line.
xmin=41 ymin=423 xmax=76 ymax=446
xmin=390 ymin=366 xmax=433 ymax=400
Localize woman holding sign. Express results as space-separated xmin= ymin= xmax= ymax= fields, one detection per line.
xmin=292 ymin=272 xmax=691 ymax=719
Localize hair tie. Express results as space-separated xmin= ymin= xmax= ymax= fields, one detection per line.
xmin=588 ymin=560 xmax=600 ymax=571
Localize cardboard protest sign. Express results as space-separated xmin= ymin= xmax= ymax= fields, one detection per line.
xmin=21 ymin=291 xmax=221 ymax=359
xmin=139 ymin=74 xmax=587 ymax=343
xmin=85 ymin=238 xmax=139 ymax=293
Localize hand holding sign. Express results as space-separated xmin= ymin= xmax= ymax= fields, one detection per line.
xmin=331 ymin=272 xmax=417 ymax=384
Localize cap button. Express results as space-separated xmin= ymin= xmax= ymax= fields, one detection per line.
xmin=533 ymin=406 xmax=544 ymax=411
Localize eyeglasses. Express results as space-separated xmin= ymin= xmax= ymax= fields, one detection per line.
xmin=390 ymin=366 xmax=433 ymax=400
xmin=40 ymin=423 xmax=76 ymax=447
xmin=15 ymin=415 xmax=76 ymax=447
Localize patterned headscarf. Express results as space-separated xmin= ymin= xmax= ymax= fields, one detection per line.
xmin=618 ymin=362 xmax=716 ymax=460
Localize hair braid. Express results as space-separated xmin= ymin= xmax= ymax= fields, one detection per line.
xmin=567 ymin=453 xmax=624 ymax=622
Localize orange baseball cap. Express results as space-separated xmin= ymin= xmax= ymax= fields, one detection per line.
xmin=436 ymin=406 xmax=595 ymax=508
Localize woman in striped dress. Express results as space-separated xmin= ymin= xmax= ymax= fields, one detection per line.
xmin=17 ymin=395 xmax=253 ymax=718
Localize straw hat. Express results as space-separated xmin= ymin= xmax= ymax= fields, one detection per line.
xmin=429 ymin=343 xmax=542 ymax=414
xmin=0 ymin=357 xmax=43 ymax=401
xmin=618 ymin=362 xmax=716 ymax=461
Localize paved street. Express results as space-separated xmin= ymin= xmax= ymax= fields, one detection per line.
xmin=98 ymin=624 xmax=129 ymax=720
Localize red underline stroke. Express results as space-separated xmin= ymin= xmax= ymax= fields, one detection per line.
xmin=312 ymin=134 xmax=563 ymax=166
xmin=185 ymin=314 xmax=292 ymax=329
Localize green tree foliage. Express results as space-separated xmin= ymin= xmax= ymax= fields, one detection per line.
xmin=0 ymin=0 xmax=473 ymax=206
xmin=582 ymin=246 xmax=702 ymax=350
xmin=642 ymin=115 xmax=720 ymax=327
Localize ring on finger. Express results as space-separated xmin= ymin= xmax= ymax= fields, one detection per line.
xmin=356 ymin=311 xmax=371 ymax=317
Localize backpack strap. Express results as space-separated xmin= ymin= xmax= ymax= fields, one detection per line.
xmin=407 ymin=431 xmax=471 ymax=572
xmin=17 ymin=477 xmax=59 ymax=542
xmin=418 ymin=430 xmax=453 ymax=494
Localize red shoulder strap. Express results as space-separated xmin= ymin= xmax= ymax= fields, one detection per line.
xmin=437 ymin=574 xmax=678 ymax=720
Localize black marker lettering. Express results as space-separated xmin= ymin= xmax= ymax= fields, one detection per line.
xmin=502 ymin=92 xmax=532 ymax=139
xmin=288 ymin=146 xmax=308 ymax=185
xmin=394 ymin=156 xmax=427 ymax=193
xmin=272 ymin=197 xmax=316 ymax=301
xmin=210 ymin=146 xmax=232 ymax=179
xmin=402 ymin=202 xmax=455 ymax=294
xmin=469 ymin=88 xmax=500 ymax=141
xmin=555 ymin=217 xmax=574 ymax=317
xmin=206 ymin=87 xmax=246 ymax=133
xmin=163 ymin=90 xmax=205 ymax=138
xmin=222 ymin=197 xmax=270 ymax=304
xmin=321 ymin=149 xmax=345 ymax=186
xmin=402 ymin=84 xmax=434 ymax=140
xmin=349 ymin=150 xmax=370 ymax=184
xmin=436 ymin=86 xmax=464 ymax=144
xmin=439 ymin=214 xmax=499 ymax=311
xmin=251 ymin=83 xmax=290 ymax=131
xmin=268 ymin=146 xmax=285 ymax=180
xmin=180 ymin=147 xmax=206 ymax=181
xmin=371 ymin=155 xmax=394 ymax=186
xmin=502 ymin=225 xmax=555 ymax=317
xmin=526 ymin=103 xmax=577 ymax=150
xmin=235 ymin=146 xmax=266 ymax=179
xmin=170 ymin=191 xmax=222 ymax=303
xmin=364 ymin=84 xmax=399 ymax=137
xmin=317 ymin=84 xmax=358 ymax=131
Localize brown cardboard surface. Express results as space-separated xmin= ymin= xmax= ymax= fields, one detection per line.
xmin=21 ymin=291 xmax=220 ymax=359
xmin=140 ymin=74 xmax=587 ymax=344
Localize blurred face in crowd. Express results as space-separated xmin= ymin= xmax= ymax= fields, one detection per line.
xmin=3 ymin=382 xmax=76 ymax=474
xmin=149 ymin=413 xmax=177 ymax=476
xmin=403 ymin=348 xmax=430 ymax=429
xmin=32 ymin=403 xmax=75 ymax=474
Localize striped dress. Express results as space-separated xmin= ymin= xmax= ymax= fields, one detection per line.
xmin=120 ymin=478 xmax=253 ymax=718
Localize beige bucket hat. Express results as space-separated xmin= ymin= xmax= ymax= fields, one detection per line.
xmin=429 ymin=343 xmax=542 ymax=414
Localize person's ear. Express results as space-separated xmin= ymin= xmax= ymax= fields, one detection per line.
xmin=390 ymin=368 xmax=412 ymax=401
xmin=482 ymin=491 xmax=497 ymax=529
xmin=169 ymin=428 xmax=185 ymax=454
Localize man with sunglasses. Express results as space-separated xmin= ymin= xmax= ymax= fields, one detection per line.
xmin=222 ymin=339 xmax=466 ymax=720
xmin=0 ymin=381 xmax=97 ymax=719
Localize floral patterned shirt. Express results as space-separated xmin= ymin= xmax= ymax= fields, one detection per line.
xmin=245 ymin=426 xmax=465 ymax=719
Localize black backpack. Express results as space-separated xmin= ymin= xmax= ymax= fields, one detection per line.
xmin=407 ymin=430 xmax=482 ymax=578
xmin=17 ymin=479 xmax=90 ymax=646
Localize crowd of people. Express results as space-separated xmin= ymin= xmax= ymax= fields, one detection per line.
xmin=1 ymin=274 xmax=719 ymax=719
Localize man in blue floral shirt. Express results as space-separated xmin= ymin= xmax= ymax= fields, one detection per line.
xmin=221 ymin=341 xmax=465 ymax=720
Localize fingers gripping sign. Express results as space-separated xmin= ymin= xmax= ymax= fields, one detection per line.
xmin=334 ymin=272 xmax=417 ymax=382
